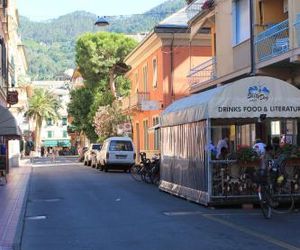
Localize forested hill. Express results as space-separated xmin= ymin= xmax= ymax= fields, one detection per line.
xmin=20 ymin=0 xmax=186 ymax=80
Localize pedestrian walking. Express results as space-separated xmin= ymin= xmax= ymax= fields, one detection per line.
xmin=51 ymin=147 xmax=57 ymax=162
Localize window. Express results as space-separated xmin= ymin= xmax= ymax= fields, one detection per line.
xmin=237 ymin=124 xmax=256 ymax=146
xmin=62 ymin=117 xmax=67 ymax=126
xmin=48 ymin=131 xmax=53 ymax=138
xmin=153 ymin=117 xmax=160 ymax=150
xmin=232 ymin=0 xmax=250 ymax=45
xmin=46 ymin=118 xmax=52 ymax=126
xmin=143 ymin=65 xmax=148 ymax=92
xmin=143 ymin=120 xmax=149 ymax=150
xmin=109 ymin=141 xmax=133 ymax=151
xmin=152 ymin=58 xmax=158 ymax=88
xmin=135 ymin=72 xmax=139 ymax=91
xmin=63 ymin=131 xmax=68 ymax=138
xmin=271 ymin=121 xmax=280 ymax=136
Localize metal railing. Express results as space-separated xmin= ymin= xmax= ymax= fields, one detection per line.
xmin=121 ymin=91 xmax=150 ymax=111
xmin=294 ymin=14 xmax=300 ymax=48
xmin=186 ymin=0 xmax=204 ymax=19
xmin=188 ymin=57 xmax=216 ymax=88
xmin=255 ymin=19 xmax=289 ymax=63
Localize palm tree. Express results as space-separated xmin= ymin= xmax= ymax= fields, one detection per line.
xmin=25 ymin=88 xmax=61 ymax=151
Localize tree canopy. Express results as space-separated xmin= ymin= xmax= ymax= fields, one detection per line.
xmin=75 ymin=32 xmax=137 ymax=95
xmin=67 ymin=87 xmax=98 ymax=142
xmin=68 ymin=32 xmax=137 ymax=141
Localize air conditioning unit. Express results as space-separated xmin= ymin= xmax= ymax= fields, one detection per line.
xmin=283 ymin=0 xmax=288 ymax=13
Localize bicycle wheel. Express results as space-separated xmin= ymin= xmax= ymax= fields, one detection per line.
xmin=130 ymin=164 xmax=142 ymax=182
xmin=272 ymin=180 xmax=295 ymax=214
xmin=143 ymin=170 xmax=153 ymax=184
xmin=150 ymin=165 xmax=160 ymax=186
xmin=272 ymin=194 xmax=294 ymax=214
xmin=258 ymin=185 xmax=272 ymax=219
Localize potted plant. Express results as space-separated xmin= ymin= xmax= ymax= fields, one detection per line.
xmin=236 ymin=146 xmax=260 ymax=167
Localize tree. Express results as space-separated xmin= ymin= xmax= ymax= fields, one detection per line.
xmin=93 ymin=102 xmax=127 ymax=140
xmin=25 ymin=88 xmax=61 ymax=151
xmin=67 ymin=87 xmax=98 ymax=141
xmin=75 ymin=32 xmax=137 ymax=96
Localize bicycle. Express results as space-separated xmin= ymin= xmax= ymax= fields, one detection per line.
xmin=256 ymin=154 xmax=295 ymax=219
xmin=130 ymin=152 xmax=151 ymax=182
xmin=130 ymin=152 xmax=160 ymax=184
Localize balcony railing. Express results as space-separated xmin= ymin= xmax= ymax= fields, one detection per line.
xmin=121 ymin=92 xmax=150 ymax=111
xmin=188 ymin=57 xmax=216 ymax=88
xmin=255 ymin=19 xmax=289 ymax=63
xmin=294 ymin=14 xmax=300 ymax=48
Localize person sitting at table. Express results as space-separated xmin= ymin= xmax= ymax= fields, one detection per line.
xmin=216 ymin=137 xmax=228 ymax=159
xmin=253 ymin=138 xmax=266 ymax=156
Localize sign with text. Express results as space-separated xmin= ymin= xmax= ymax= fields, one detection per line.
xmin=7 ymin=90 xmax=18 ymax=105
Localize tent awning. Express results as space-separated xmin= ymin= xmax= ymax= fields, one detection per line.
xmin=161 ymin=76 xmax=300 ymax=127
xmin=0 ymin=105 xmax=21 ymax=137
xmin=42 ymin=139 xmax=71 ymax=147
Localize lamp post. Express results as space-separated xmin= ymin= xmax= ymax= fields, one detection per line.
xmin=95 ymin=16 xmax=110 ymax=27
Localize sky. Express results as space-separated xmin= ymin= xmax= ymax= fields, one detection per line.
xmin=17 ymin=0 xmax=167 ymax=21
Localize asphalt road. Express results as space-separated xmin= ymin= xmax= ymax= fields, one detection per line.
xmin=20 ymin=156 xmax=300 ymax=250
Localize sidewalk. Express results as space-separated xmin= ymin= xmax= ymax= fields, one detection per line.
xmin=0 ymin=159 xmax=32 ymax=250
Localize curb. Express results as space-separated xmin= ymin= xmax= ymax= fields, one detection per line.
xmin=12 ymin=163 xmax=32 ymax=250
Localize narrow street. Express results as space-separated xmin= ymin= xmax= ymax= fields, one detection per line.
xmin=19 ymin=157 xmax=300 ymax=250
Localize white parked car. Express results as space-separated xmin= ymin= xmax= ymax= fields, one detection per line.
xmin=97 ymin=137 xmax=135 ymax=172
xmin=83 ymin=143 xmax=102 ymax=166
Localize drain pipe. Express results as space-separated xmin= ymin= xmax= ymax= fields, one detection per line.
xmin=170 ymin=32 xmax=175 ymax=101
xmin=249 ymin=0 xmax=256 ymax=76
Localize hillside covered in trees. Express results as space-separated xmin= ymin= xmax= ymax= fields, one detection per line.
xmin=20 ymin=0 xmax=186 ymax=80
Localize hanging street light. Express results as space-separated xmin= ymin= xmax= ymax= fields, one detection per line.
xmin=94 ymin=16 xmax=110 ymax=27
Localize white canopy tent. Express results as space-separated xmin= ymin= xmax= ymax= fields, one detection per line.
xmin=160 ymin=76 xmax=300 ymax=205
xmin=162 ymin=76 xmax=300 ymax=126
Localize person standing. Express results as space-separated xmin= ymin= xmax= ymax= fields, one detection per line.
xmin=216 ymin=137 xmax=229 ymax=159
xmin=41 ymin=146 xmax=45 ymax=157
xmin=253 ymin=139 xmax=266 ymax=156
xmin=52 ymin=147 xmax=57 ymax=163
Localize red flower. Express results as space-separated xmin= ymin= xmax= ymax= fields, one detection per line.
xmin=201 ymin=0 xmax=214 ymax=10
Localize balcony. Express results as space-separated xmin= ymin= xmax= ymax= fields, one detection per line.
xmin=121 ymin=92 xmax=150 ymax=111
xmin=188 ymin=57 xmax=216 ymax=89
xmin=294 ymin=14 xmax=300 ymax=48
xmin=255 ymin=19 xmax=289 ymax=63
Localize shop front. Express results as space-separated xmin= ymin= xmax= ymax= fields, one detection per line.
xmin=0 ymin=105 xmax=21 ymax=174
xmin=159 ymin=76 xmax=300 ymax=205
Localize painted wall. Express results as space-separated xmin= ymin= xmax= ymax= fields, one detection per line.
xmin=126 ymin=34 xmax=211 ymax=156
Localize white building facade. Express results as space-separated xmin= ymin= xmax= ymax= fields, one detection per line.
xmin=32 ymin=81 xmax=71 ymax=150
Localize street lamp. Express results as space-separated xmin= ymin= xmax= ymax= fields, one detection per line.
xmin=95 ymin=16 xmax=110 ymax=27
xmin=94 ymin=11 xmax=179 ymax=27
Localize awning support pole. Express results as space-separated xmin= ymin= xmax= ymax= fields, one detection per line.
xmin=206 ymin=119 xmax=212 ymax=202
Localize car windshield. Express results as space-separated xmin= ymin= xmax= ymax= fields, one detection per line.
xmin=92 ymin=144 xmax=101 ymax=150
xmin=109 ymin=141 xmax=133 ymax=151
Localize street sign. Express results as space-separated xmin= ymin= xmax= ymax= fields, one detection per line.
xmin=7 ymin=90 xmax=18 ymax=105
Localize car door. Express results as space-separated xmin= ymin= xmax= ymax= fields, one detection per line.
xmin=100 ymin=141 xmax=108 ymax=165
